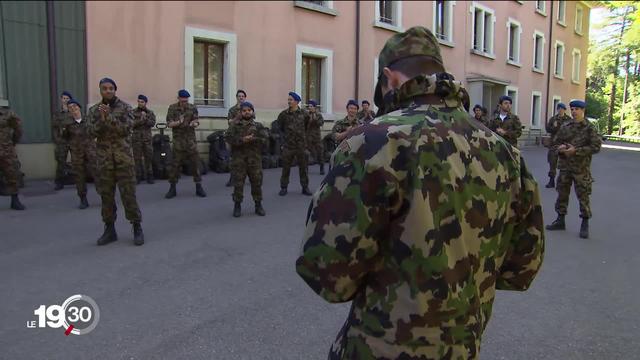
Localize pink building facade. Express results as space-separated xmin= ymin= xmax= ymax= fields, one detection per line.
xmin=81 ymin=0 xmax=593 ymax=160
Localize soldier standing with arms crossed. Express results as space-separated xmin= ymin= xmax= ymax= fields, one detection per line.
xmin=544 ymin=102 xmax=572 ymax=188
xmin=52 ymin=91 xmax=73 ymax=190
xmin=64 ymin=99 xmax=96 ymax=209
xmin=225 ymin=101 xmax=267 ymax=217
xmin=489 ymin=95 xmax=522 ymax=147
xmin=277 ymin=91 xmax=311 ymax=196
xmin=546 ymin=100 xmax=601 ymax=239
xmin=0 ymin=105 xmax=25 ymax=210
xmin=305 ymin=99 xmax=325 ymax=175
xmin=87 ymin=78 xmax=144 ymax=246
xmin=164 ymin=89 xmax=207 ymax=199
xmin=132 ymin=94 xmax=156 ymax=184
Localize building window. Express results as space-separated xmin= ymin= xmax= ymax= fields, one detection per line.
xmin=193 ymin=40 xmax=224 ymax=107
xmin=572 ymin=48 xmax=582 ymax=84
xmin=375 ymin=1 xmax=402 ymax=31
xmin=296 ymin=45 xmax=333 ymax=113
xmin=471 ymin=2 xmax=495 ymax=57
xmin=507 ymin=18 xmax=522 ymax=65
xmin=535 ymin=1 xmax=546 ymax=16
xmin=575 ymin=4 xmax=584 ymax=35
xmin=293 ymin=1 xmax=337 ymax=16
xmin=531 ymin=91 xmax=542 ymax=128
xmin=552 ymin=95 xmax=562 ymax=116
xmin=533 ymin=31 xmax=545 ymax=72
xmin=554 ymin=41 xmax=565 ymax=78
xmin=506 ymin=86 xmax=519 ymax=115
xmin=434 ymin=1 xmax=455 ymax=44
xmin=557 ymin=0 xmax=566 ymax=25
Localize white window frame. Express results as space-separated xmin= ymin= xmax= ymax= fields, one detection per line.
xmin=184 ymin=27 xmax=237 ymax=110
xmin=575 ymin=4 xmax=584 ymax=36
xmin=295 ymin=45 xmax=333 ymax=114
xmin=505 ymin=86 xmax=519 ymax=116
xmin=293 ymin=1 xmax=338 ymax=16
xmin=506 ymin=18 xmax=522 ymax=67
xmin=557 ymin=0 xmax=566 ymax=26
xmin=551 ymin=95 xmax=562 ymax=117
xmin=372 ymin=57 xmax=379 ymax=112
xmin=432 ymin=1 xmax=456 ymax=47
xmin=470 ymin=2 xmax=496 ymax=59
xmin=531 ymin=91 xmax=543 ymax=129
xmin=535 ymin=1 xmax=547 ymax=16
xmin=572 ymin=48 xmax=582 ymax=84
xmin=374 ymin=1 xmax=404 ymax=33
xmin=532 ymin=30 xmax=545 ymax=73
xmin=554 ymin=40 xmax=565 ymax=79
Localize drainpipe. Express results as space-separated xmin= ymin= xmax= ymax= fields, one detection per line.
xmin=46 ymin=1 xmax=58 ymax=115
xmin=355 ymin=0 xmax=360 ymax=101
xmin=544 ymin=1 xmax=555 ymax=131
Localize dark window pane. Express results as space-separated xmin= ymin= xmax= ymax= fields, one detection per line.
xmin=193 ymin=42 xmax=205 ymax=102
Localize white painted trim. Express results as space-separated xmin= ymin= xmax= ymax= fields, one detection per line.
xmin=554 ymin=40 xmax=565 ymax=78
xmin=535 ymin=0 xmax=547 ymax=16
xmin=575 ymin=4 xmax=584 ymax=36
xmin=372 ymin=57 xmax=379 ymax=112
xmin=374 ymin=1 xmax=403 ymax=32
xmin=184 ymin=27 xmax=237 ymax=109
xmin=551 ymin=95 xmax=562 ymax=116
xmin=557 ymin=0 xmax=567 ymax=24
xmin=531 ymin=90 xmax=543 ymax=128
xmin=506 ymin=18 xmax=522 ymax=64
xmin=432 ymin=1 xmax=456 ymax=44
xmin=505 ymin=85 xmax=519 ymax=116
xmin=295 ymin=44 xmax=334 ymax=114
xmin=470 ymin=2 xmax=496 ymax=57
xmin=532 ymin=29 xmax=545 ymax=72
xmin=571 ymin=48 xmax=582 ymax=84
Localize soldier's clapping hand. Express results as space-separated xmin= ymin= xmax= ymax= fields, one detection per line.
xmin=243 ymin=134 xmax=254 ymax=143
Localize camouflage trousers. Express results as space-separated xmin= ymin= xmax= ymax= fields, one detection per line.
xmin=230 ymin=154 xmax=262 ymax=203
xmin=54 ymin=142 xmax=70 ymax=183
xmin=97 ymin=156 xmax=142 ymax=224
xmin=307 ymin=139 xmax=324 ymax=165
xmin=547 ymin=148 xmax=558 ymax=178
xmin=555 ymin=170 xmax=593 ymax=218
xmin=133 ymin=137 xmax=153 ymax=180
xmin=0 ymin=145 xmax=19 ymax=195
xmin=168 ymin=139 xmax=201 ymax=184
xmin=280 ymin=146 xmax=308 ymax=188
xmin=70 ymin=146 xmax=97 ymax=197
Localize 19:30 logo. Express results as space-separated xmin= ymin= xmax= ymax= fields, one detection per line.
xmin=27 ymin=295 xmax=100 ymax=336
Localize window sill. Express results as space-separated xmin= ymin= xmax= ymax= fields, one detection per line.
xmin=196 ymin=106 xmax=228 ymax=118
xmin=293 ymin=1 xmax=338 ymax=16
xmin=0 ymin=99 xmax=8 ymax=107
xmin=374 ymin=20 xmax=404 ymax=33
xmin=437 ymin=38 xmax=455 ymax=48
xmin=575 ymin=30 xmax=584 ymax=37
xmin=554 ymin=74 xmax=564 ymax=80
xmin=536 ymin=9 xmax=547 ymax=16
xmin=507 ymin=59 xmax=521 ymax=67
xmin=532 ymin=67 xmax=544 ymax=74
xmin=571 ymin=79 xmax=581 ymax=85
xmin=557 ymin=20 xmax=566 ymax=27
xmin=471 ymin=49 xmax=495 ymax=60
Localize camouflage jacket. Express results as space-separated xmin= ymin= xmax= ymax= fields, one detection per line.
xmin=63 ymin=117 xmax=95 ymax=153
xmin=357 ymin=109 xmax=376 ymax=123
xmin=545 ymin=113 xmax=572 ymax=141
xmin=472 ymin=114 xmax=490 ymax=127
xmin=227 ymin=104 xmax=241 ymax=123
xmin=225 ymin=117 xmax=268 ymax=158
xmin=132 ymin=107 xmax=156 ymax=141
xmin=296 ymin=73 xmax=544 ymax=360
xmin=331 ymin=116 xmax=362 ymax=141
xmin=0 ymin=108 xmax=22 ymax=149
xmin=51 ymin=109 xmax=73 ymax=145
xmin=306 ymin=112 xmax=324 ymax=144
xmin=489 ymin=112 xmax=522 ymax=146
xmin=552 ymin=119 xmax=601 ymax=173
xmin=277 ymin=107 xmax=307 ymax=149
xmin=87 ymin=97 xmax=135 ymax=164
xmin=167 ymin=102 xmax=198 ymax=141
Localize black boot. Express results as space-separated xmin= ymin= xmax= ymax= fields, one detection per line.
xmin=255 ymin=201 xmax=265 ymax=216
xmin=97 ymin=223 xmax=118 ymax=246
xmin=10 ymin=194 xmax=25 ymax=210
xmin=165 ymin=183 xmax=177 ymax=199
xmin=279 ymin=187 xmax=288 ymax=196
xmin=133 ymin=223 xmax=144 ymax=246
xmin=302 ymin=187 xmax=312 ymax=196
xmin=79 ymin=195 xmax=89 ymax=209
xmin=233 ymin=202 xmax=242 ymax=217
xmin=545 ymin=176 xmax=555 ymax=188
xmin=54 ymin=182 xmax=64 ymax=191
xmin=579 ymin=218 xmax=589 ymax=239
xmin=319 ymin=163 xmax=325 ymax=175
xmin=195 ymin=183 xmax=207 ymax=197
xmin=546 ymin=215 xmax=565 ymax=231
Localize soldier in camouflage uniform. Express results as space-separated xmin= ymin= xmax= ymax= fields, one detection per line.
xmin=0 ymin=106 xmax=25 ymax=210
xmin=544 ymin=102 xmax=572 ymax=188
xmin=357 ymin=100 xmax=376 ymax=123
xmin=132 ymin=94 xmax=156 ymax=184
xmin=331 ymin=99 xmax=363 ymax=144
xmin=87 ymin=78 xmax=144 ymax=246
xmin=164 ymin=89 xmax=207 ymax=199
xmin=64 ymin=99 xmax=97 ymax=209
xmin=305 ymin=99 xmax=325 ymax=175
xmin=489 ymin=96 xmax=522 ymax=147
xmin=52 ymin=91 xmax=73 ymax=190
xmin=225 ymin=89 xmax=247 ymax=187
xmin=225 ymin=101 xmax=267 ymax=217
xmin=546 ymin=100 xmax=601 ymax=239
xmin=277 ymin=91 xmax=311 ymax=196
xmin=296 ymin=26 xmax=545 ymax=360
xmin=472 ymin=104 xmax=489 ymax=126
